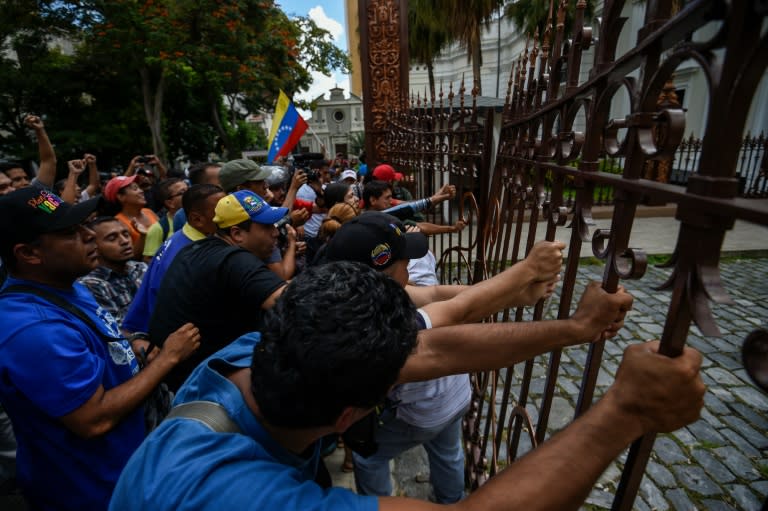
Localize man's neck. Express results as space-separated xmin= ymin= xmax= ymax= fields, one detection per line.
xmin=100 ymin=259 xmax=128 ymax=275
xmin=11 ymin=269 xmax=76 ymax=290
xmin=228 ymin=368 xmax=325 ymax=455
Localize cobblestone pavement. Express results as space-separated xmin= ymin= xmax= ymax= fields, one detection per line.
xmin=391 ymin=256 xmax=768 ymax=510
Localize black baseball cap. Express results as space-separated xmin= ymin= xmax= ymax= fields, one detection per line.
xmin=326 ymin=211 xmax=428 ymax=269
xmin=0 ymin=187 xmax=99 ymax=248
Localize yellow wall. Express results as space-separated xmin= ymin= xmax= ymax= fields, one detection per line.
xmin=345 ymin=0 xmax=363 ymax=98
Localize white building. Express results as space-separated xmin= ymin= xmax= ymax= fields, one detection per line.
xmin=299 ymin=86 xmax=365 ymax=158
xmin=408 ymin=2 xmax=768 ymax=138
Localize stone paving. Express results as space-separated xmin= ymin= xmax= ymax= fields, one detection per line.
xmin=386 ymin=256 xmax=768 ymax=510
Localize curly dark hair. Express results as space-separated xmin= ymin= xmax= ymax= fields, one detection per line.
xmin=251 ymin=261 xmax=419 ymax=429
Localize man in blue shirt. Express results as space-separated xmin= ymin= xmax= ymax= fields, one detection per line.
xmin=0 ymin=187 xmax=202 ymax=511
xmin=121 ymin=184 xmax=224 ymax=338
xmin=111 ymin=260 xmax=704 ymax=511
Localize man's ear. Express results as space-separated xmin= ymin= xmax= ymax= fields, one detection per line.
xmin=228 ymin=225 xmax=246 ymax=244
xmin=13 ymin=241 xmax=44 ymax=267
xmin=334 ymin=406 xmax=370 ymax=433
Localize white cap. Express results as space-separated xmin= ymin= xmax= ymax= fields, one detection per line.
xmin=340 ymin=169 xmax=358 ymax=182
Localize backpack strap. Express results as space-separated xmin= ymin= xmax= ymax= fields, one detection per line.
xmin=1 ymin=284 xmax=122 ymax=343
xmin=158 ymin=213 xmax=171 ymax=240
xmin=164 ymin=401 xmax=241 ymax=433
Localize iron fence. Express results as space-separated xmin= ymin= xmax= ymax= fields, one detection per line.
xmin=362 ymin=0 xmax=768 ymax=508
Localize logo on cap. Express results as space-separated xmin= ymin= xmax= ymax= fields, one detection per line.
xmin=241 ymin=193 xmax=264 ymax=214
xmin=371 ymin=243 xmax=392 ymax=267
xmin=389 ymin=223 xmax=403 ymax=236
xmin=27 ymin=190 xmax=62 ymax=214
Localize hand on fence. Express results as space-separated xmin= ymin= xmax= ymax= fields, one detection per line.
xmin=606 ymin=340 xmax=704 ymax=435
xmin=571 ymin=281 xmax=633 ymax=342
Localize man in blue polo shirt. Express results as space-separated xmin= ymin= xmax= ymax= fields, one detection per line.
xmin=122 ymin=184 xmax=224 ymax=339
xmin=0 ymin=188 xmax=201 ymax=511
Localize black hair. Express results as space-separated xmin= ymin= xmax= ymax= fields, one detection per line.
xmin=363 ymin=180 xmax=392 ymax=206
xmin=323 ymin=182 xmax=351 ymax=210
xmin=156 ymin=177 xmax=184 ymax=204
xmin=87 ymin=216 xmax=121 ymax=229
xmin=216 ymin=219 xmax=251 ymax=238
xmin=53 ymin=179 xmax=67 ymax=196
xmin=251 ymin=261 xmax=418 ymax=429
xmin=181 ymin=184 xmax=223 ymax=215
xmin=187 ymin=162 xmax=221 ymax=185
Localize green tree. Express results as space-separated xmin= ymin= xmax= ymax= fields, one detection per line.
xmin=440 ymin=0 xmax=505 ymax=95
xmin=504 ymin=0 xmax=595 ymax=41
xmin=409 ymin=0 xmax=451 ymax=97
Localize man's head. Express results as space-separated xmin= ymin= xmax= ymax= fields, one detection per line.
xmin=326 ymin=212 xmax=428 ymax=286
xmin=2 ymin=164 xmax=31 ymax=189
xmin=135 ymin=167 xmax=155 ymax=191
xmin=363 ymin=180 xmax=393 ymax=211
xmin=182 ymin=184 xmax=225 ymax=235
xmin=340 ymin=169 xmax=358 ymax=185
xmin=0 ymin=171 xmax=15 ymax=196
xmin=187 ymin=162 xmax=222 ymax=186
xmin=251 ymin=261 xmax=419 ymax=429
xmin=219 ymin=158 xmax=271 ymax=198
xmin=372 ymin=164 xmax=397 ymax=182
xmin=157 ymin=178 xmax=188 ymax=214
xmin=265 ymin=166 xmax=290 ymax=206
xmin=213 ymin=190 xmax=288 ymax=260
xmin=87 ymin=216 xmax=134 ymax=267
xmin=0 ymin=188 xmax=99 ymax=280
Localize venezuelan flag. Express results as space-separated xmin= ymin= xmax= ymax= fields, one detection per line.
xmin=267 ymin=90 xmax=308 ymax=163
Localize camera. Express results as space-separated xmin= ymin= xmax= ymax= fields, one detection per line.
xmin=275 ymin=214 xmax=292 ymax=244
xmin=305 ymin=168 xmax=320 ymax=182
xmin=137 ymin=156 xmax=152 ymax=164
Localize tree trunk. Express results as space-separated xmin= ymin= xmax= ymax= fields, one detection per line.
xmin=209 ymin=95 xmax=234 ymax=160
xmin=427 ymin=60 xmax=436 ymax=98
xmin=140 ymin=67 xmax=168 ymax=164
xmin=472 ymin=29 xmax=483 ymax=96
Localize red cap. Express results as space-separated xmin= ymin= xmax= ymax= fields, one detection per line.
xmin=394 ymin=172 xmax=405 ymax=181
xmin=372 ymin=164 xmax=396 ymax=182
xmin=104 ymin=175 xmax=138 ymax=202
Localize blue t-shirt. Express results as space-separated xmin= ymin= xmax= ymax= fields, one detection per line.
xmin=0 ymin=277 xmax=144 ymax=511
xmin=122 ymin=227 xmax=196 ymax=334
xmin=111 ymin=333 xmax=378 ymax=511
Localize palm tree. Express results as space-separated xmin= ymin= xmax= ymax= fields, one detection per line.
xmin=409 ymin=0 xmax=451 ymax=98
xmin=504 ymin=0 xmax=595 ymax=40
xmin=441 ymin=0 xmax=505 ymax=96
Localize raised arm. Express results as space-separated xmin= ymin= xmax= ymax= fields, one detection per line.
xmin=420 ymin=240 xmax=565 ymax=328
xmin=282 ymin=169 xmax=307 ymax=210
xmin=383 ymin=341 xmax=703 ymax=511
xmin=400 ymin=282 xmax=632 ymax=383
xmin=83 ymin=153 xmax=100 ymax=197
xmin=61 ymin=159 xmax=86 ymax=204
xmin=24 ymin=115 xmax=57 ymax=188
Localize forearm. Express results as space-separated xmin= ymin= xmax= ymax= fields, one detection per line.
xmin=457 ymin=393 xmax=642 ymax=511
xmin=60 ymin=173 xmax=79 ymax=203
xmin=282 ymin=186 xmax=299 ymax=210
xmin=280 ymin=242 xmax=297 ymax=280
xmin=34 ymin=129 xmax=57 ymax=187
xmin=423 ymin=262 xmax=537 ymax=325
xmin=415 ymin=222 xmax=453 ymax=236
xmin=63 ymin=353 xmax=178 ymax=438
xmin=86 ymin=163 xmax=100 ymax=195
xmin=406 ymin=284 xmax=465 ymax=307
xmin=399 ymin=319 xmax=586 ymax=383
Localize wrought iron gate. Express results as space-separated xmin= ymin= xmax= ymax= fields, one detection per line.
xmin=358 ymin=0 xmax=768 ymax=508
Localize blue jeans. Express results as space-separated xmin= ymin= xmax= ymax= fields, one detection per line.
xmin=353 ymin=407 xmax=467 ymax=503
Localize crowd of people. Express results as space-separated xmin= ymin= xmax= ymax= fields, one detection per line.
xmin=0 ymin=118 xmax=706 ymax=511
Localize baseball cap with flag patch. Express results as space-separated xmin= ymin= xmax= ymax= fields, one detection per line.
xmin=0 ymin=187 xmax=99 ymax=247
xmin=326 ymin=211 xmax=428 ymax=270
xmin=213 ymin=190 xmax=288 ymax=229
